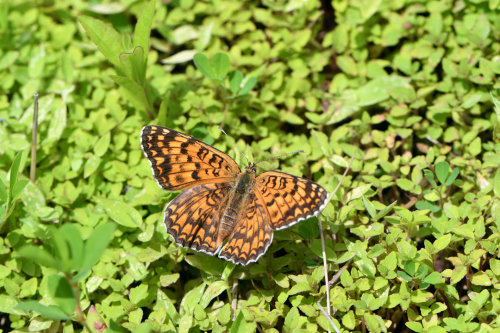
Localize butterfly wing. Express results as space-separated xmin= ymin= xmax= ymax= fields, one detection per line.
xmin=255 ymin=171 xmax=328 ymax=230
xmin=165 ymin=182 xmax=231 ymax=254
xmin=218 ymin=193 xmax=273 ymax=265
xmin=141 ymin=125 xmax=241 ymax=191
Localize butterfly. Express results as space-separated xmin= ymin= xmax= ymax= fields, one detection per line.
xmin=141 ymin=125 xmax=328 ymax=265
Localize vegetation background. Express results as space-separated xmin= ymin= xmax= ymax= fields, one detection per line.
xmin=1 ymin=0 xmax=500 ymax=332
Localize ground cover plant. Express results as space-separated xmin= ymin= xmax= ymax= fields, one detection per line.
xmin=1 ymin=0 xmax=500 ymax=332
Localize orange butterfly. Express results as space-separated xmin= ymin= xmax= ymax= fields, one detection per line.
xmin=141 ymin=125 xmax=328 ymax=265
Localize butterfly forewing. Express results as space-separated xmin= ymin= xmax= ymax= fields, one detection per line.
xmin=141 ymin=125 xmax=240 ymax=191
xmin=218 ymin=192 xmax=273 ymax=265
xmin=255 ymin=171 xmax=328 ymax=230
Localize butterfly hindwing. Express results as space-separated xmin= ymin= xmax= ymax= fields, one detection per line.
xmin=165 ymin=182 xmax=232 ymax=254
xmin=141 ymin=125 xmax=240 ymax=191
xmin=255 ymin=171 xmax=328 ymax=230
xmin=218 ymin=192 xmax=273 ymax=265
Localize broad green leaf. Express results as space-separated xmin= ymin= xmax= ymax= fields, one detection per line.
xmin=229 ymin=70 xmax=243 ymax=94
xmin=424 ymin=272 xmax=442 ymax=284
xmin=238 ymin=77 xmax=256 ymax=96
xmin=193 ymin=53 xmax=215 ymax=79
xmin=230 ymin=311 xmax=248 ymax=333
xmin=12 ymin=179 xmax=29 ymax=201
xmin=60 ymin=224 xmax=84 ymax=270
xmin=199 ymin=281 xmax=228 ymax=309
xmin=433 ymin=234 xmax=451 ymax=252
xmin=84 ymin=155 xmax=101 ymax=179
xmin=133 ymin=0 xmax=156 ymax=67
xmin=48 ymin=226 xmax=70 ymax=264
xmin=16 ymin=246 xmax=59 ymax=270
xmin=48 ymin=274 xmax=76 ymax=315
xmin=133 ymin=323 xmax=151 ymax=333
xmin=77 ymin=16 xmax=128 ymax=75
xmin=94 ymin=197 xmax=142 ymax=228
xmin=445 ymin=168 xmax=459 ymax=186
xmin=80 ymin=223 xmax=116 ymax=276
xmin=109 ymin=75 xmax=150 ymax=112
xmin=94 ymin=132 xmax=111 ymax=157
xmin=212 ymin=52 xmax=230 ymax=80
xmin=15 ymin=301 xmax=70 ymax=320
xmin=435 ymin=161 xmax=449 ymax=184
xmin=0 ymin=295 xmax=27 ymax=315
xmin=120 ymin=47 xmax=146 ymax=87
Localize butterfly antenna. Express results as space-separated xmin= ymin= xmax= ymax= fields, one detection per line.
xmin=217 ymin=126 xmax=250 ymax=164
xmin=254 ymin=150 xmax=304 ymax=165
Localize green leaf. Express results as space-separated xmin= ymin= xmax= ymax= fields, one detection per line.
xmin=212 ymin=52 xmax=230 ymax=80
xmin=133 ymin=0 xmax=155 ymax=67
xmin=84 ymin=155 xmax=101 ymax=179
xmin=77 ymin=16 xmax=127 ymax=75
xmin=109 ymin=75 xmax=150 ymax=113
xmin=362 ymin=194 xmax=377 ymax=218
xmin=11 ymin=179 xmax=29 ymax=201
xmin=16 ymin=246 xmax=59 ymax=270
xmin=48 ymin=275 xmax=76 ymax=315
xmin=230 ymin=311 xmax=248 ymax=333
xmin=433 ymin=234 xmax=451 ymax=253
xmin=435 ymin=161 xmax=449 ymax=184
xmin=80 ymin=223 xmax=116 ymax=276
xmin=406 ymin=322 xmax=423 ymax=332
xmin=133 ymin=323 xmax=152 ymax=333
xmin=373 ymin=200 xmax=397 ymax=221
xmin=238 ymin=77 xmax=256 ymax=96
xmin=157 ymin=91 xmax=170 ymax=127
xmin=120 ymin=47 xmax=146 ymax=87
xmin=9 ymin=151 xmax=23 ymax=195
xmin=48 ymin=226 xmax=70 ymax=265
xmin=404 ymin=260 xmax=415 ymax=276
xmin=424 ymin=272 xmax=442 ymax=284
xmin=0 ymin=178 xmax=8 ymax=202
xmin=93 ymin=131 xmax=111 ymax=157
xmin=445 ymin=168 xmax=459 ymax=186
xmin=494 ymin=168 xmax=500 ymax=199
xmin=397 ymin=271 xmax=413 ymax=282
xmin=94 ymin=197 xmax=142 ymax=228
xmin=423 ymin=169 xmax=437 ymax=188
xmin=229 ymin=70 xmax=243 ymax=94
xmin=60 ymin=224 xmax=84 ymax=270
xmin=193 ymin=53 xmax=215 ymax=79
xmin=14 ymin=301 xmax=70 ymax=320
xmin=311 ymin=129 xmax=333 ymax=157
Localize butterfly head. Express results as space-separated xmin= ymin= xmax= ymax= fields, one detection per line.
xmin=244 ymin=164 xmax=257 ymax=174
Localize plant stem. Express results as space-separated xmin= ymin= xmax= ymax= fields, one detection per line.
xmin=318 ymin=213 xmax=331 ymax=318
xmin=30 ymin=93 xmax=39 ymax=182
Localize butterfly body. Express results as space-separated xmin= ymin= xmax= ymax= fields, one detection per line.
xmin=218 ymin=167 xmax=256 ymax=245
xmin=141 ymin=125 xmax=328 ymax=265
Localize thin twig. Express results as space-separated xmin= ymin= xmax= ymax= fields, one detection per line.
xmin=231 ymin=279 xmax=238 ymax=321
xmin=317 ymin=213 xmax=331 ymax=320
xmin=317 ymin=301 xmax=341 ymax=333
xmin=329 ymin=259 xmax=352 ymax=286
xmin=316 ymin=150 xmax=357 ymax=333
xmin=30 ymin=93 xmax=39 ymax=182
